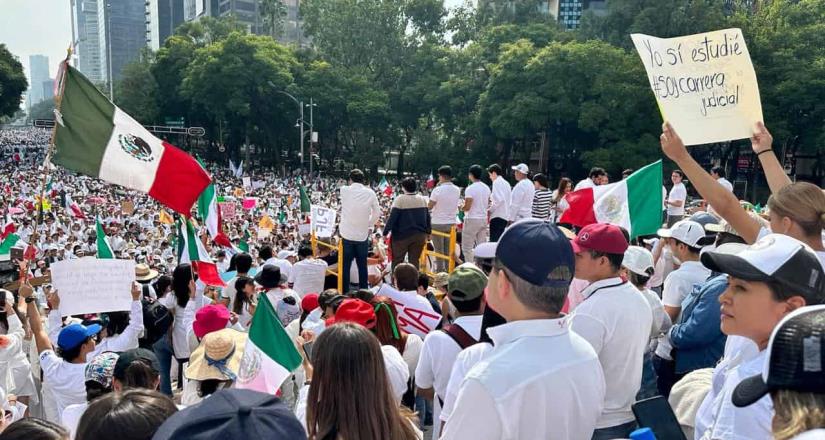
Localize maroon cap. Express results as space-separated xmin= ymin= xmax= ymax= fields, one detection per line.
xmin=326 ymin=299 xmax=376 ymax=329
xmin=571 ymin=223 xmax=629 ymax=255
xmin=193 ymin=305 xmax=231 ymax=339
xmin=301 ymin=293 xmax=320 ymax=313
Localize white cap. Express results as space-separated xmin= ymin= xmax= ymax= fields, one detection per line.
xmin=473 ymin=242 xmax=497 ymax=259
xmin=622 ymin=246 xmax=654 ymax=276
xmin=277 ymin=250 xmax=296 ymax=259
xmin=511 ymin=163 xmax=529 ymax=175
xmin=381 ymin=345 xmax=410 ymax=403
xmin=657 ymin=220 xmax=706 ymax=248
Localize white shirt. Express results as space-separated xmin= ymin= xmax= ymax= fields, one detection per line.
xmin=441 ymin=318 xmax=605 ymax=440
xmin=508 ymin=178 xmax=535 ymax=222
xmin=401 ymin=333 xmax=423 ymax=382
xmin=668 ymin=182 xmax=687 ymax=216
xmin=39 ymin=350 xmax=87 ymax=420
xmin=657 ymin=261 xmax=711 ymax=359
xmin=86 ymin=300 xmax=144 ymax=361
xmin=430 ymin=182 xmax=461 ymax=225
xmin=61 ymin=402 xmax=88 ymax=439
xmin=264 ymin=258 xmax=293 ymax=282
xmin=570 ymin=278 xmax=653 ymax=428
xmin=463 ymin=181 xmax=491 ymax=220
xmin=717 ymin=177 xmax=733 ymax=192
xmin=288 ymin=258 xmax=328 ymax=297
xmin=574 ymin=178 xmax=596 ymax=191
xmin=488 ymin=177 xmax=511 ymax=221
xmin=440 ymin=342 xmax=493 ymax=423
xmin=415 ymin=315 xmax=483 ymax=398
xmin=339 ymin=183 xmax=380 ymax=242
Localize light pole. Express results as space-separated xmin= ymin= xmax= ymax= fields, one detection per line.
xmin=306 ymin=98 xmax=317 ymax=175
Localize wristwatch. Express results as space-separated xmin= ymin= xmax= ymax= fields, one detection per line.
xmin=24 ymin=297 xmax=36 ymax=304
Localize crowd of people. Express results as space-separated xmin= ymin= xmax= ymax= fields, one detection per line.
xmin=0 ymin=122 xmax=823 ymax=440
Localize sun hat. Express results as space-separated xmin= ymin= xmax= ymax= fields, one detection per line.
xmin=186 ymin=329 xmax=247 ymax=382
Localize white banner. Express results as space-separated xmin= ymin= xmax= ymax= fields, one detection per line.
xmin=374 ymin=284 xmax=441 ymax=339
xmin=311 ymin=205 xmax=336 ymax=238
xmin=242 ymin=177 xmax=251 ymax=189
xmin=51 ymin=258 xmax=136 ymax=317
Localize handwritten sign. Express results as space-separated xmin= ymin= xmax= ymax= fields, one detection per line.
xmin=218 ymin=202 xmax=236 ymax=220
xmin=631 ymin=28 xmax=763 ymax=145
xmin=51 ymin=258 xmax=135 ymax=317
xmin=374 ymin=284 xmax=441 ymax=339
xmin=121 ymin=200 xmax=135 ymax=215
xmin=311 ymin=205 xmax=336 ymax=238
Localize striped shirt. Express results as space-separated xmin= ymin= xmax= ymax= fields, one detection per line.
xmin=532 ymin=188 xmax=553 ymax=221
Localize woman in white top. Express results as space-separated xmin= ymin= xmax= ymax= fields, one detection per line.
xmin=162 ymin=264 xmax=207 ymax=392
xmin=0 ymin=290 xmax=36 ymax=405
xmin=231 ymin=276 xmax=257 ymax=330
xmin=550 ymin=177 xmax=573 ymax=224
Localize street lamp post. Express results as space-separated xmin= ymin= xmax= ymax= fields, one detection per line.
xmin=306 ymin=98 xmax=317 ymax=176
xmin=268 ymin=82 xmax=318 ymax=174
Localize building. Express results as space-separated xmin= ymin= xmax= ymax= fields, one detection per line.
xmin=26 ymin=55 xmax=50 ymax=109
xmin=41 ymin=79 xmax=55 ymax=104
xmin=70 ymin=0 xmax=104 ymax=84
xmin=477 ymin=0 xmax=608 ymax=30
xmin=98 ymin=0 xmax=147 ymax=85
xmin=183 ymin=0 xmax=308 ymax=46
xmin=147 ymin=0 xmax=186 ymax=50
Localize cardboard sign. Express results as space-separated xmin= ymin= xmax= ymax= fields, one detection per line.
xmin=218 ymin=202 xmax=236 ymax=220
xmin=374 ymin=284 xmax=441 ymax=339
xmin=631 ymin=28 xmax=763 ymax=145
xmin=310 ymin=205 xmax=337 ymax=238
xmin=121 ymin=200 xmax=135 ymax=215
xmin=51 ymin=258 xmax=136 ymax=317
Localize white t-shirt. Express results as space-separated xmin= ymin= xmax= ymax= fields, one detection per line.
xmin=61 ymin=402 xmax=88 ymax=439
xmin=717 ymin=177 xmax=734 ymax=192
xmin=430 ymin=182 xmax=461 ymax=225
xmin=401 ymin=333 xmax=423 ymax=383
xmin=440 ymin=342 xmax=494 ymax=423
xmin=288 ymin=258 xmax=328 ymax=297
xmin=414 ymin=315 xmax=483 ymax=398
xmin=489 ymin=177 xmax=511 ymax=221
xmin=508 ymin=178 xmax=535 ymax=222
xmin=668 ymin=182 xmax=687 ymax=216
xmin=656 ymin=261 xmax=711 ymax=360
xmin=464 ymin=181 xmax=491 ymax=220
xmin=39 ymin=350 xmax=87 ymax=420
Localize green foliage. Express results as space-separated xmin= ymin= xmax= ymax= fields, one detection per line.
xmin=28 ymin=98 xmax=55 ymax=121
xmin=0 ymin=44 xmax=28 ymax=118
xmin=115 ymin=50 xmax=160 ymax=124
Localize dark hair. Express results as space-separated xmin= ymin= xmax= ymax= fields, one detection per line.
xmin=85 ymin=380 xmax=112 ymax=402
xmin=318 ymin=289 xmax=343 ymax=310
xmin=75 ymin=389 xmax=178 ymax=440
xmin=348 ymin=289 xmax=375 ymax=303
xmin=349 ymin=169 xmax=365 ymax=183
xmin=306 ymin=323 xmax=418 ymax=440
xmin=468 ymin=165 xmax=484 ymax=181
xmin=259 ymin=245 xmax=274 ymax=261
xmin=118 ymin=358 xmax=160 ymax=390
xmin=171 ymin=264 xmax=194 ymax=308
xmin=479 ymin=306 xmax=506 ymax=344
xmin=369 ymin=296 xmax=407 ymax=354
xmin=103 ymin=311 xmax=129 ymax=337
xmin=628 ymin=271 xmax=651 ymax=288
xmin=197 ymin=379 xmax=231 ymax=398
xmin=587 ymin=250 xmax=625 ymax=272
xmin=234 ymin=253 xmax=253 ymax=273
xmin=298 ymin=245 xmax=313 ymax=258
xmin=153 ymin=275 xmax=172 ymax=297
xmin=589 ymin=167 xmax=607 ymax=179
xmin=673 ymin=169 xmax=685 ymax=179
xmin=452 ymin=296 xmax=483 ymax=314
xmin=0 ymin=418 xmax=68 ymax=440
xmin=711 ymin=166 xmax=726 ymax=178
xmin=554 ymin=178 xmax=573 ymax=202
xmin=533 ymin=173 xmax=549 ymax=188
xmin=393 ymin=263 xmax=419 ymax=291
xmin=401 ymin=177 xmax=417 ymax=193
xmin=233 ymin=276 xmax=255 ymax=315
xmin=57 ymin=337 xmax=91 ymax=362
xmin=417 ymin=273 xmax=430 ymax=290
xmin=622 ymin=169 xmax=634 ymax=178
xmin=672 ymin=239 xmax=702 ymax=255
xmin=227 ymin=253 xmax=238 ymax=272
xmin=437 ymin=165 xmax=452 ymax=178
xmin=487 ymin=164 xmax=502 ymax=175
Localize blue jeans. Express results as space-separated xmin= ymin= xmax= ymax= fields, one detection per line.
xmin=592 ymin=420 xmax=637 ymax=440
xmin=342 ymin=238 xmax=369 ymax=293
xmin=153 ymin=333 xmax=174 ymax=397
xmin=415 ymin=395 xmax=433 ymax=427
xmin=637 ymin=351 xmax=659 ymax=401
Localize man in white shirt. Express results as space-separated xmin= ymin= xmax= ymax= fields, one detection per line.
xmin=461 ymin=165 xmax=491 ymax=262
xmin=711 ymin=166 xmax=734 ymax=193
xmin=442 ymin=220 xmax=605 ymax=440
xmin=220 ymin=253 xmax=253 ymax=310
xmin=666 ymin=170 xmax=687 ymax=227
xmin=652 ymin=220 xmax=712 ymax=396
xmin=288 ymin=245 xmax=327 ymax=297
xmin=416 ymin=263 xmax=486 ymax=440
xmin=508 ymin=163 xmax=534 ymax=223
xmin=339 ymin=169 xmax=381 ymax=292
xmin=428 ymin=166 xmax=461 ymax=272
xmin=574 ymin=167 xmax=607 ymax=191
xmin=569 ymin=223 xmax=652 ymax=439
xmin=486 ymin=164 xmax=511 ymax=242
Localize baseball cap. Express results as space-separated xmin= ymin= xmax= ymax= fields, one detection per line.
xmin=277 ymin=250 xmax=296 ymax=260
xmin=657 ymin=220 xmax=706 ymax=248
xmin=495 ymin=219 xmax=574 ymax=288
xmin=472 ymin=242 xmax=496 ymax=260
xmin=511 ymin=163 xmax=529 ymax=174
xmin=85 ymin=352 xmax=120 ymax=388
xmin=705 ymin=211 xmax=768 ymax=236
xmin=153 ymin=388 xmax=306 ymax=440
xmin=701 ymin=233 xmax=825 ymax=304
xmin=58 ymin=322 xmax=102 ymax=351
xmin=622 ymin=246 xmax=655 ymax=277
xmin=433 ymin=272 xmax=449 ymax=288
xmin=732 ymin=305 xmax=825 ymax=407
xmin=193 ymin=304 xmax=231 ymax=340
xmin=301 ymin=293 xmax=319 ymax=313
xmin=114 ymin=348 xmax=160 ymax=381
xmin=326 ymin=298 xmax=376 ymax=329
xmin=571 ymin=223 xmax=629 ymax=255
xmin=447 ymin=263 xmax=488 ymax=302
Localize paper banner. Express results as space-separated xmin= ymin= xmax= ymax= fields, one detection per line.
xmin=51 ymin=258 xmax=135 ymax=316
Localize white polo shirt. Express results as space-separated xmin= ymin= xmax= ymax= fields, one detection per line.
xmin=441 ymin=318 xmax=605 ymax=440
xmin=414 ymin=315 xmax=483 ymax=399
xmin=668 ymin=182 xmax=687 ymax=216
xmin=570 ymin=277 xmax=653 ymax=429
xmin=430 ymin=182 xmax=461 ymax=225
xmin=489 ymin=177 xmax=511 ymax=221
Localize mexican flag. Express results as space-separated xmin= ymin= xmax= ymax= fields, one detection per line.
xmin=426 ymin=173 xmax=435 ymax=190
xmin=235 ymin=293 xmax=302 ymax=394
xmin=0 ymin=234 xmax=20 ymax=255
xmin=196 ymin=159 xmax=231 ymax=248
xmin=299 ymin=186 xmax=311 ymax=213
xmin=52 ymin=62 xmax=211 ymax=215
xmin=238 ymin=230 xmax=251 ymax=253
xmin=378 ymin=176 xmax=392 ymax=196
xmin=1 ymin=214 xmax=15 ymax=240
xmin=65 ymin=194 xmax=85 ymax=219
xmin=96 ymin=217 xmax=114 ymax=259
xmin=176 ymin=218 xmax=226 ymax=287
xmin=559 ymin=161 xmax=663 ymax=238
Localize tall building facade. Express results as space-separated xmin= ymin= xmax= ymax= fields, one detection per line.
xmin=27 ymin=55 xmax=50 ymax=108
xmin=182 ymin=0 xmax=308 ymax=46
xmin=98 ymin=0 xmax=147 ymax=84
xmin=147 ymin=0 xmax=186 ymax=50
xmin=477 ymin=0 xmax=607 ymax=30
xmin=70 ymin=0 xmax=104 ymax=84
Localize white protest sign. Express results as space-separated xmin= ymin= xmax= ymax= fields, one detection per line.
xmin=631 ymin=28 xmax=763 ymax=145
xmin=310 ymin=205 xmax=337 ymax=238
xmin=51 ymin=258 xmax=136 ymax=317
xmin=242 ymin=177 xmax=252 ymax=189
xmin=298 ymin=223 xmax=311 ymax=236
xmin=374 ymin=284 xmax=441 ymax=339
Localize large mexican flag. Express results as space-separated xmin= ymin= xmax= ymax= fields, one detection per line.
xmin=560 ymin=161 xmax=663 ymax=238
xmin=53 ymin=63 xmax=211 ymax=215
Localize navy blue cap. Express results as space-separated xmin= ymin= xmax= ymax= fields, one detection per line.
xmin=57 ymin=323 xmax=102 ymax=351
xmin=152 ymin=389 xmax=306 ymax=440
xmin=495 ymin=219 xmax=575 ymax=287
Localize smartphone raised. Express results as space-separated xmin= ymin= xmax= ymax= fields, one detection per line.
xmin=631 ymin=396 xmax=688 ymax=440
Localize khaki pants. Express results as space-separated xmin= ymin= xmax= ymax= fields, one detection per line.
xmin=391 ymin=233 xmax=427 ymax=270
xmin=461 ymin=218 xmax=488 ymax=262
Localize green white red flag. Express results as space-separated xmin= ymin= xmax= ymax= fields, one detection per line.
xmin=176 ymin=218 xmax=225 ymax=287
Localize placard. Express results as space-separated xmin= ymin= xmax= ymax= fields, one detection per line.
xmin=121 ymin=200 xmax=135 ymax=215
xmin=311 ymin=205 xmax=336 ymax=238
xmin=218 ymin=202 xmax=236 ymax=220
xmin=374 ymin=284 xmax=441 ymax=339
xmin=631 ymin=28 xmax=763 ymax=145
xmin=242 ymin=177 xmax=252 ymax=189
xmin=51 ymin=258 xmax=136 ymax=317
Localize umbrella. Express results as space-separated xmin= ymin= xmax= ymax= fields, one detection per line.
xmin=8 ymin=207 xmax=24 ymax=215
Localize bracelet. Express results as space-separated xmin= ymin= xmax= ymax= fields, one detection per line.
xmin=24 ymin=297 xmax=36 ymax=303
xmin=756 ymin=149 xmax=773 ymax=157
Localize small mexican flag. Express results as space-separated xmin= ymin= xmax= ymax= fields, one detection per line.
xmin=176 ymin=218 xmax=226 ymax=287
xmin=96 ymin=217 xmax=114 ymax=259
xmin=299 ymin=185 xmax=311 ymax=213
xmin=196 ymin=158 xmax=231 ymax=248
xmin=235 ymin=293 xmax=302 ymax=394
xmin=52 ymin=62 xmax=211 ymax=215
xmin=560 ymin=161 xmax=663 ymax=238
xmin=378 ymin=176 xmax=392 ymax=196
xmin=238 ymin=230 xmax=251 ymax=253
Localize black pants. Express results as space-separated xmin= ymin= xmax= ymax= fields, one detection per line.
xmin=490 ymin=217 xmax=508 ymax=242
xmin=652 ymin=354 xmax=685 ymax=397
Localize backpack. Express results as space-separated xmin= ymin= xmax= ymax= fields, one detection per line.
xmin=139 ymin=284 xmax=173 ymax=347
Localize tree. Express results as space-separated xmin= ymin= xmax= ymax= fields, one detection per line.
xmin=115 ymin=50 xmax=160 ymax=124
xmin=0 ymin=44 xmax=28 ymax=119
xmin=260 ymin=0 xmax=288 ymax=39
xmin=28 ymin=98 xmax=55 ymax=121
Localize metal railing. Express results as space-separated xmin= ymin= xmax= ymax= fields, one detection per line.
xmin=310 ymin=232 xmax=344 ymax=293
xmin=419 ymin=225 xmax=457 ymax=277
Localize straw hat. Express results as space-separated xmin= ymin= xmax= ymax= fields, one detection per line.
xmin=135 ymin=264 xmax=159 ymax=282
xmin=186 ymin=329 xmax=247 ymax=382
